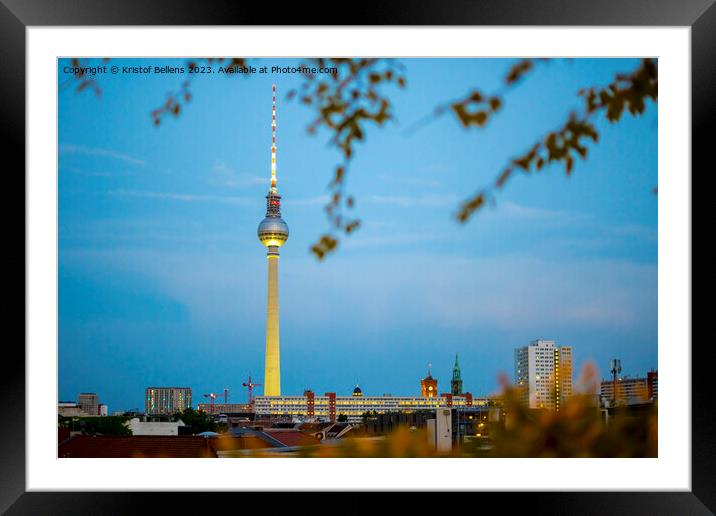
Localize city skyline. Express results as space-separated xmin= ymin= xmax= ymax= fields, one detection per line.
xmin=58 ymin=58 xmax=657 ymax=412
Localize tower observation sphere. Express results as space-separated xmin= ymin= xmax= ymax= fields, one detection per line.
xmin=257 ymin=212 xmax=289 ymax=250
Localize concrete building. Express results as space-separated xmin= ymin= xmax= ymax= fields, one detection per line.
xmin=197 ymin=403 xmax=252 ymax=415
xmin=601 ymin=376 xmax=651 ymax=406
xmin=361 ymin=410 xmax=436 ymax=435
xmin=427 ymin=408 xmax=453 ymax=453
xmin=58 ymin=401 xmax=83 ymax=417
xmin=145 ymin=387 xmax=192 ymax=415
xmin=78 ymin=393 xmax=99 ymax=416
xmin=257 ymin=84 xmax=289 ymax=397
xmin=254 ymin=393 xmax=489 ymax=424
xmin=514 ymin=339 xmax=573 ymax=410
xmin=128 ymin=418 xmax=186 ymax=436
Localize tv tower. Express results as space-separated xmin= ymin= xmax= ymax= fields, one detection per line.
xmin=257 ymin=84 xmax=289 ymax=396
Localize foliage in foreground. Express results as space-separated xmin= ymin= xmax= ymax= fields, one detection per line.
xmin=295 ymin=363 xmax=656 ymax=458
xmin=483 ymin=367 xmax=657 ymax=458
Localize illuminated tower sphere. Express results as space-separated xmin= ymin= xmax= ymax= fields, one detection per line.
xmin=258 ymin=84 xmax=289 ymax=396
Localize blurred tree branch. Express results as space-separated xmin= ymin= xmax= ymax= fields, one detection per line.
xmin=62 ymin=57 xmax=657 ymax=260
xmin=286 ymin=58 xmax=406 ymax=259
xmin=455 ymin=58 xmax=657 ymax=223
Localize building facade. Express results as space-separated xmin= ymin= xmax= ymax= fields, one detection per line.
xmin=254 ymin=394 xmax=490 ymax=423
xmin=600 ymin=376 xmax=650 ymax=406
xmin=421 ymin=367 xmax=438 ymax=398
xmin=514 ymin=339 xmax=573 ymax=410
xmin=128 ymin=418 xmax=186 ymax=436
xmin=145 ymin=387 xmax=192 ymax=415
xmin=78 ymin=393 xmax=99 ymax=416
xmin=197 ymin=403 xmax=252 ymax=415
xmin=58 ymin=401 xmax=83 ymax=417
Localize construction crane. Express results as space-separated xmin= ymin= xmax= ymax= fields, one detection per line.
xmin=242 ymin=375 xmax=263 ymax=405
xmin=202 ymin=393 xmax=218 ymax=410
xmin=202 ymin=388 xmax=229 ymax=411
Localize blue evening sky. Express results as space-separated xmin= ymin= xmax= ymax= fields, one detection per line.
xmin=58 ymin=58 xmax=657 ymax=411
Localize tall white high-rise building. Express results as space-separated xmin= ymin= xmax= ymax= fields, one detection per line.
xmin=514 ymin=339 xmax=573 ymax=410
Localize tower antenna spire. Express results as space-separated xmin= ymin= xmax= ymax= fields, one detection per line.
xmin=271 ymin=84 xmax=277 ymax=192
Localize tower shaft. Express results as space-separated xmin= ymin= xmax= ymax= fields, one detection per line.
xmin=264 ymin=253 xmax=281 ymax=396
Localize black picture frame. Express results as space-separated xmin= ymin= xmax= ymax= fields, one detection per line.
xmin=5 ymin=0 xmax=710 ymax=512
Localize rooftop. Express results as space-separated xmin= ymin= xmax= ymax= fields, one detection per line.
xmin=58 ymin=435 xmax=216 ymax=458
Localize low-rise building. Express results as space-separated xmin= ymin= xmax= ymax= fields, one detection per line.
xmin=254 ymin=393 xmax=489 ymax=423
xmin=600 ymin=376 xmax=650 ymax=405
xmin=196 ymin=403 xmax=252 ymax=415
xmin=128 ymin=418 xmax=185 ymax=436
xmin=58 ymin=402 xmax=83 ymax=418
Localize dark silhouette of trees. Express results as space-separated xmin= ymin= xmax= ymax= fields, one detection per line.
xmin=58 ymin=415 xmax=132 ymax=436
xmin=171 ymin=407 xmax=216 ymax=433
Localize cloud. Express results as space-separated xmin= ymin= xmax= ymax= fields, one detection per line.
xmin=343 ymin=234 xmax=443 ymax=249
xmin=59 ymin=217 xmax=249 ymax=246
xmin=109 ymin=189 xmax=255 ymax=206
xmin=365 ymin=193 xmax=460 ymax=208
xmin=61 ymin=246 xmax=656 ymax=345
xmin=612 ymin=224 xmax=657 ymax=242
xmin=377 ymin=174 xmax=441 ymax=188
xmin=209 ymin=161 xmax=266 ymax=189
xmin=283 ymin=195 xmax=331 ymax=207
xmin=61 ymin=248 xmax=263 ymax=327
xmin=273 ymin=253 xmax=656 ymax=336
xmin=59 ymin=144 xmax=146 ymax=166
xmin=60 ymin=166 xmax=113 ymax=177
xmin=499 ymin=201 xmax=570 ymax=220
xmin=405 ymin=255 xmax=657 ymax=331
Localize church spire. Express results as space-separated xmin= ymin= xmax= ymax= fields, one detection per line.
xmin=452 ymin=354 xmax=461 ymax=381
xmin=451 ymin=354 xmax=463 ymax=395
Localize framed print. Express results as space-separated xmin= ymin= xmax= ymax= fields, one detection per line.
xmin=6 ymin=0 xmax=711 ymax=511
